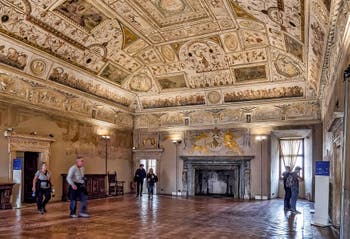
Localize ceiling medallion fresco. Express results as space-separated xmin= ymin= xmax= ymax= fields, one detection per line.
xmin=207 ymin=91 xmax=222 ymax=105
xmin=157 ymin=74 xmax=187 ymax=90
xmin=233 ymin=65 xmax=267 ymax=82
xmin=55 ymin=0 xmax=107 ymax=32
xmin=0 ymin=0 xmax=330 ymax=114
xmin=129 ymin=73 xmax=153 ymax=92
xmin=99 ymin=63 xmax=130 ymax=85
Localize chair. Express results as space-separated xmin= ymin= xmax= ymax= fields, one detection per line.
xmin=108 ymin=171 xmax=117 ymax=196
xmin=108 ymin=171 xmax=125 ymax=196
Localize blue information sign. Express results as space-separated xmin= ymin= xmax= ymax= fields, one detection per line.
xmin=13 ymin=158 xmax=22 ymax=170
xmin=315 ymin=161 xmax=330 ymax=176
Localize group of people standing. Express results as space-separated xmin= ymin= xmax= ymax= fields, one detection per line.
xmin=282 ymin=165 xmax=303 ymax=214
xmin=134 ymin=164 xmax=158 ymax=198
xmin=32 ymin=159 xmax=158 ymax=217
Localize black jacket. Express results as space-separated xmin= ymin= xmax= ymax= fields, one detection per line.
xmin=134 ymin=168 xmax=146 ymax=182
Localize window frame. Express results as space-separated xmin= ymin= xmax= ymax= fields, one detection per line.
xmin=279 ymin=138 xmax=304 ymax=179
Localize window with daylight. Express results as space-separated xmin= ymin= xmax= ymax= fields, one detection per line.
xmin=279 ymin=138 xmax=304 ymax=178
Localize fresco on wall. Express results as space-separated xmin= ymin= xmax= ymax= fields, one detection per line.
xmin=224 ymin=86 xmax=304 ymax=102
xmin=183 ymin=128 xmax=250 ymax=155
xmin=0 ymin=46 xmax=27 ymax=70
xmin=157 ymin=74 xmax=187 ymax=90
xmin=233 ymin=65 xmax=267 ymax=82
xmin=55 ymin=0 xmax=107 ymax=31
xmin=142 ymin=94 xmax=205 ymax=109
xmin=284 ymin=34 xmax=303 ymax=61
xmin=100 ymin=64 xmax=130 ymax=85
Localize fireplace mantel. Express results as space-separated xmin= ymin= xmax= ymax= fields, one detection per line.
xmin=181 ymin=155 xmax=254 ymax=161
xmin=181 ymin=155 xmax=254 ymax=199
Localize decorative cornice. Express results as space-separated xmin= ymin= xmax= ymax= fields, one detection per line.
xmin=26 ymin=15 xmax=86 ymax=50
xmin=321 ymin=0 xmax=343 ymax=81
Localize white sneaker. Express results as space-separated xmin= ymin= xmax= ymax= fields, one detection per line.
xmin=79 ymin=213 xmax=90 ymax=218
xmin=70 ymin=214 xmax=78 ymax=218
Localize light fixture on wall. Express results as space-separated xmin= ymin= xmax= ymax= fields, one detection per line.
xmin=256 ymin=135 xmax=267 ymax=200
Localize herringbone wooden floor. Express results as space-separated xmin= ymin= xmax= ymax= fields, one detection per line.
xmin=0 ymin=195 xmax=337 ymax=239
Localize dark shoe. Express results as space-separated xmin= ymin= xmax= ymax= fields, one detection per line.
xmin=43 ymin=208 xmax=47 ymax=213
xmin=70 ymin=214 xmax=78 ymax=218
xmin=38 ymin=209 xmax=44 ymax=214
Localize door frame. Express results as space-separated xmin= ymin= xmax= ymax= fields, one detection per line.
xmin=132 ymin=149 xmax=163 ymax=194
xmin=5 ymin=132 xmax=55 ymax=208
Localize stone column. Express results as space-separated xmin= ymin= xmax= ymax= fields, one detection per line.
xmin=244 ymin=160 xmax=251 ymax=199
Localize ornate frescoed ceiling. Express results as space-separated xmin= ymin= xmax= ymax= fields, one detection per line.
xmin=0 ymin=0 xmax=332 ymax=127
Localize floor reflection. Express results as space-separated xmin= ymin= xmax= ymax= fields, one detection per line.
xmin=0 ymin=196 xmax=337 ymax=239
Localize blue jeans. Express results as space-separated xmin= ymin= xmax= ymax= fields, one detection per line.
xmin=290 ymin=187 xmax=299 ymax=211
xmin=148 ymin=184 xmax=154 ymax=195
xmin=284 ymin=187 xmax=291 ymax=209
xmin=69 ymin=185 xmax=87 ymax=215
xmin=136 ymin=181 xmax=144 ymax=196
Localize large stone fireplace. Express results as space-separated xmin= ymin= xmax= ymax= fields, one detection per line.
xmin=181 ymin=156 xmax=253 ymax=199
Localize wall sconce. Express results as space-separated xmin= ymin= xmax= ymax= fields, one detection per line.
xmin=172 ymin=139 xmax=182 ymax=144
xmin=255 ymin=135 xmax=267 ymax=141
xmin=102 ymin=135 xmax=110 ymax=140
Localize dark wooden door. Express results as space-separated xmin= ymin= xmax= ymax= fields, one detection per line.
xmin=23 ymin=152 xmax=39 ymax=203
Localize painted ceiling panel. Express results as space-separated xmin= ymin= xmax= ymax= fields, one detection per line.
xmin=0 ymin=0 xmax=330 ymax=113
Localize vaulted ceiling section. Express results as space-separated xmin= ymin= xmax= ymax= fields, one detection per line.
xmin=0 ymin=0 xmax=331 ymax=128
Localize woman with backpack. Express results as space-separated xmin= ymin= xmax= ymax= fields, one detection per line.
xmin=32 ymin=163 xmax=53 ymax=214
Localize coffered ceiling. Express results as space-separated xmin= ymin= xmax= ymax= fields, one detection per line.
xmin=0 ymin=0 xmax=331 ymax=122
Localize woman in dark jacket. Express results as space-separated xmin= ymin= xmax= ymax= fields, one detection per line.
xmin=146 ymin=168 xmax=158 ymax=199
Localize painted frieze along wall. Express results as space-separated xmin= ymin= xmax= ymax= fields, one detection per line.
xmin=0 ymin=71 xmax=133 ymax=129
xmin=134 ymin=100 xmax=321 ymax=130
xmin=0 ymin=35 xmax=135 ymax=108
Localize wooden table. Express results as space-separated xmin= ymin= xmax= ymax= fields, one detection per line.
xmin=0 ymin=182 xmax=15 ymax=209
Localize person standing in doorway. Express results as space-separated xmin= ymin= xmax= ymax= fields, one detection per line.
xmin=66 ymin=156 xmax=89 ymax=218
xmin=282 ymin=166 xmax=291 ymax=210
xmin=146 ymin=168 xmax=158 ymax=199
xmin=289 ymin=166 xmax=303 ymax=214
xmin=32 ymin=163 xmax=53 ymax=214
xmin=134 ymin=164 xmax=146 ymax=197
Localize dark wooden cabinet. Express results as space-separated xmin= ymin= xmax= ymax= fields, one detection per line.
xmin=0 ymin=182 xmax=15 ymax=209
xmin=61 ymin=174 xmax=106 ymax=201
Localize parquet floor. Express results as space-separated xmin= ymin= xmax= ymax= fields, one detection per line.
xmin=0 ymin=195 xmax=337 ymax=239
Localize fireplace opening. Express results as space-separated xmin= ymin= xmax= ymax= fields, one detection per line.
xmin=195 ymin=169 xmax=239 ymax=197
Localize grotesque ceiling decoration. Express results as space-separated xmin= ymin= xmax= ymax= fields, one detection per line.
xmin=0 ymin=0 xmax=331 ymax=127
